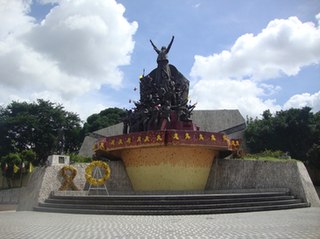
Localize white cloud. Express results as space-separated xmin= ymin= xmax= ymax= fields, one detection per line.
xmin=36 ymin=0 xmax=60 ymax=4
xmin=23 ymin=0 xmax=137 ymax=87
xmin=193 ymin=3 xmax=201 ymax=8
xmin=190 ymin=78 xmax=282 ymax=118
xmin=190 ymin=15 xmax=320 ymax=117
xmin=0 ymin=0 xmax=34 ymax=39
xmin=0 ymin=0 xmax=137 ymax=119
xmin=284 ymin=91 xmax=320 ymax=112
xmin=30 ymin=90 xmax=118 ymax=121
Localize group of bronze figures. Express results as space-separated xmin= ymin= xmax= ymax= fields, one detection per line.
xmin=123 ymin=36 xmax=196 ymax=133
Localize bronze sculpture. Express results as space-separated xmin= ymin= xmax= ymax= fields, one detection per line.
xmin=150 ymin=36 xmax=174 ymax=63
xmin=124 ymin=36 xmax=195 ymax=133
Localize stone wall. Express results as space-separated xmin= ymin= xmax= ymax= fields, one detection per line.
xmin=0 ymin=188 xmax=20 ymax=204
xmin=206 ymin=158 xmax=320 ymax=207
xmin=17 ymin=158 xmax=320 ymax=211
xmin=17 ymin=161 xmax=132 ymax=211
xmin=0 ymin=173 xmax=31 ymax=189
xmin=17 ymin=167 xmax=46 ymax=211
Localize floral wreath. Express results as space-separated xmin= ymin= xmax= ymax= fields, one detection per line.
xmin=85 ymin=160 xmax=111 ymax=186
xmin=59 ymin=165 xmax=79 ymax=191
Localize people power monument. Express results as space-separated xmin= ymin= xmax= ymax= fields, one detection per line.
xmin=123 ymin=36 xmax=195 ymax=133
xmin=94 ymin=36 xmax=240 ymax=191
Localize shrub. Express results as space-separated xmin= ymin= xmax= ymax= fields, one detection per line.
xmin=69 ymin=153 xmax=92 ymax=163
xmin=245 ymin=149 xmax=292 ymax=161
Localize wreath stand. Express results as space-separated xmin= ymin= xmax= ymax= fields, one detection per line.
xmin=88 ymin=166 xmax=109 ymax=195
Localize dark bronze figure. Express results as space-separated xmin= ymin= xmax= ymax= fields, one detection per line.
xmin=124 ymin=36 xmax=195 ymax=133
xmin=150 ymin=36 xmax=174 ymax=63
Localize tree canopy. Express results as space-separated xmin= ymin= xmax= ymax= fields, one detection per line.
xmin=0 ymin=99 xmax=82 ymax=164
xmin=81 ymin=107 xmax=126 ymax=136
xmin=245 ymin=107 xmax=320 ymax=168
xmin=1 ymin=98 xmax=318 ymax=171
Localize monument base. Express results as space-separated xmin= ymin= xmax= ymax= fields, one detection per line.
xmin=94 ymin=130 xmax=233 ymax=191
xmin=47 ymin=155 xmax=70 ymax=166
xmin=16 ymin=159 xmax=320 ymax=212
xmin=122 ymin=146 xmax=217 ymax=191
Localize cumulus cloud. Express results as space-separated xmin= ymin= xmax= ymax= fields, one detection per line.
xmin=190 ymin=78 xmax=282 ymax=118
xmin=0 ymin=0 xmax=137 ymax=119
xmin=284 ymin=92 xmax=320 ymax=112
xmin=0 ymin=0 xmax=34 ymax=39
xmin=190 ymin=15 xmax=320 ymax=117
xmin=36 ymin=0 xmax=60 ymax=3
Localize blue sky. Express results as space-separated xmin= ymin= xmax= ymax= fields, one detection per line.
xmin=0 ymin=0 xmax=319 ymax=121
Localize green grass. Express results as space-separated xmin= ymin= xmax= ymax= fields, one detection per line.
xmin=239 ymin=150 xmax=297 ymax=162
xmin=241 ymin=156 xmax=293 ymax=161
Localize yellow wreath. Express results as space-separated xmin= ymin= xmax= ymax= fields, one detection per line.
xmin=85 ymin=161 xmax=111 ymax=186
xmin=59 ymin=165 xmax=79 ymax=191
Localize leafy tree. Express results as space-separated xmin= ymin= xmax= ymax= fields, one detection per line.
xmin=0 ymin=99 xmax=82 ymax=164
xmin=0 ymin=153 xmax=21 ymax=187
xmin=20 ymin=149 xmax=37 ymax=164
xmin=307 ymin=144 xmax=320 ymax=168
xmin=69 ymin=153 xmax=92 ymax=164
xmin=81 ymin=107 xmax=126 ymax=136
xmin=245 ymin=107 xmax=319 ymax=167
xmin=306 ymin=111 xmax=320 ymax=168
xmin=2 ymin=153 xmax=21 ymax=166
xmin=1 ymin=149 xmax=37 ymax=188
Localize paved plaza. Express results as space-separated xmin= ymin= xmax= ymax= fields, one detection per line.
xmin=0 ymin=208 xmax=319 ymax=239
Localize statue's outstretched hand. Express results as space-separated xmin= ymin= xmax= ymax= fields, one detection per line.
xmin=150 ymin=39 xmax=160 ymax=54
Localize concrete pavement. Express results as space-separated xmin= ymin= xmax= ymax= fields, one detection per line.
xmin=0 ymin=208 xmax=319 ymax=239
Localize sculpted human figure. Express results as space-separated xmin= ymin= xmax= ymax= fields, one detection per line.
xmin=150 ymin=36 xmax=174 ymax=63
xmin=125 ymin=36 xmax=192 ymax=133
xmin=149 ymin=36 xmax=175 ymax=108
xmin=150 ymin=36 xmax=174 ymax=85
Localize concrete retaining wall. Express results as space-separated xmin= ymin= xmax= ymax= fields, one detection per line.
xmin=0 ymin=173 xmax=31 ymax=189
xmin=206 ymin=158 xmax=320 ymax=207
xmin=17 ymin=158 xmax=320 ymax=211
xmin=17 ymin=161 xmax=132 ymax=211
xmin=0 ymin=188 xmax=20 ymax=204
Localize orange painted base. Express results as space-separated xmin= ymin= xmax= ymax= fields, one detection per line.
xmin=121 ymin=146 xmax=217 ymax=191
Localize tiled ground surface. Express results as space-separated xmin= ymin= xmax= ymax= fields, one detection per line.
xmin=0 ymin=208 xmax=319 ymax=239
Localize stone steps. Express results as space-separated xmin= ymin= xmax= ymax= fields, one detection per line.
xmin=45 ymin=195 xmax=296 ymax=205
xmin=34 ymin=189 xmax=310 ymax=215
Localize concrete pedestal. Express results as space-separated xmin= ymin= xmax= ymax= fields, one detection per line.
xmin=47 ymin=155 xmax=70 ymax=166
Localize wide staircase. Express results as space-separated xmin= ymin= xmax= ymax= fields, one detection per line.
xmin=34 ymin=188 xmax=309 ymax=215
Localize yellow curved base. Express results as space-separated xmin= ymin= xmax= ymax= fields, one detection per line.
xmin=121 ymin=146 xmax=217 ymax=191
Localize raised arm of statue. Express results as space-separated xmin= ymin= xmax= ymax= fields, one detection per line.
xmin=166 ymin=36 xmax=174 ymax=54
xmin=150 ymin=39 xmax=160 ymax=54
